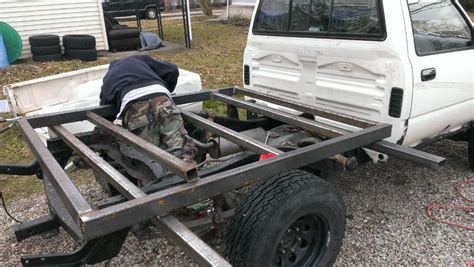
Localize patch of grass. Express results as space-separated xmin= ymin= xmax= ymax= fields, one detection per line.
xmin=0 ymin=20 xmax=247 ymax=200
xmin=1 ymin=175 xmax=44 ymax=204
xmin=155 ymin=22 xmax=247 ymax=89
xmin=0 ymin=124 xmax=33 ymax=163
xmin=0 ymin=169 xmax=95 ymax=204
xmin=0 ymin=19 xmax=246 ymax=94
xmin=123 ymin=16 xmax=217 ymax=29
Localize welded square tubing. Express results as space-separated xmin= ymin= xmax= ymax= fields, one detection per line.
xmin=79 ymin=123 xmax=391 ymax=239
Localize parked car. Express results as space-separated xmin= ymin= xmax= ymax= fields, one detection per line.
xmin=102 ymin=0 xmax=165 ymax=19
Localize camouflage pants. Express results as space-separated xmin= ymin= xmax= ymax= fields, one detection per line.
xmin=123 ymin=95 xmax=197 ymax=162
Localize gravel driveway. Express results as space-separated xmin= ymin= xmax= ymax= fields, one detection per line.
xmin=1 ymin=139 xmax=473 ymax=265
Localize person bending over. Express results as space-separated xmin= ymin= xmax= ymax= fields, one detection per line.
xmin=100 ymin=55 xmax=196 ymax=162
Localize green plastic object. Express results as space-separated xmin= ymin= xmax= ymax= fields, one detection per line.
xmin=0 ymin=22 xmax=22 ymax=63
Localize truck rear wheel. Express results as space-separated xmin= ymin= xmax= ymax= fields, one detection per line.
xmin=468 ymin=128 xmax=474 ymax=171
xmin=225 ymin=170 xmax=346 ymax=267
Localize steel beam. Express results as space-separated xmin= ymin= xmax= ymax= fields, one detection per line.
xmin=215 ymin=91 xmax=445 ymax=169
xmin=27 ymin=105 xmax=116 ymax=129
xmin=86 ymin=112 xmax=198 ymax=182
xmin=368 ymin=141 xmax=446 ymax=169
xmin=26 ymin=90 xmax=219 ymax=129
xmin=50 ymin=125 xmax=145 ymax=199
xmin=96 ymin=152 xmax=258 ymax=209
xmin=43 ymin=174 xmax=84 ymax=241
xmin=180 ymin=110 xmax=283 ymax=155
xmin=0 ymin=161 xmax=39 ymax=175
xmin=172 ymin=90 xmax=212 ymax=105
xmin=152 ymin=216 xmax=231 ymax=267
xmin=51 ymin=125 xmax=230 ymax=267
xmin=13 ymin=215 xmax=59 ymax=242
xmin=17 ymin=119 xmax=92 ymax=222
xmin=212 ymin=92 xmax=350 ymax=138
xmin=47 ymin=130 xmax=103 ymax=154
xmin=233 ymin=87 xmax=376 ymax=128
xmin=79 ymin=123 xmax=391 ymax=238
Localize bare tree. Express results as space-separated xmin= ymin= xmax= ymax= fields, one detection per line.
xmin=197 ymin=0 xmax=213 ymax=16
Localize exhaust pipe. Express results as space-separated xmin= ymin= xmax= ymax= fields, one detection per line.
xmin=208 ymin=128 xmax=267 ymax=158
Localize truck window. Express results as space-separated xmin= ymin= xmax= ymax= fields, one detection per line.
xmin=409 ymin=0 xmax=472 ymax=56
xmin=289 ymin=0 xmax=331 ymax=32
xmin=254 ymin=0 xmax=384 ymax=39
xmin=330 ymin=0 xmax=380 ymax=34
xmin=256 ymin=0 xmax=290 ymax=31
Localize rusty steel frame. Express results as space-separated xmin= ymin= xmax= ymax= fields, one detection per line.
xmin=79 ymin=124 xmax=391 ymax=237
xmin=13 ymin=86 xmax=445 ymax=265
xmin=226 ymin=88 xmax=446 ymax=169
xmin=180 ymin=110 xmax=284 ymax=156
xmin=50 ymin=125 xmax=229 ymax=266
xmin=86 ymin=112 xmax=198 ymax=182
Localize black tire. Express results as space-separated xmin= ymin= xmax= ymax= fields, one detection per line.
xmin=30 ymin=45 xmax=61 ymax=56
xmin=64 ymin=48 xmax=97 ymax=61
xmin=109 ymin=38 xmax=141 ymax=51
xmin=225 ymin=170 xmax=346 ymax=267
xmin=63 ymin=34 xmax=96 ymax=50
xmin=145 ymin=7 xmax=157 ymax=19
xmin=468 ymin=128 xmax=474 ymax=171
xmin=32 ymin=53 xmax=63 ymax=62
xmin=28 ymin=35 xmax=60 ymax=46
xmin=108 ymin=28 xmax=139 ymax=40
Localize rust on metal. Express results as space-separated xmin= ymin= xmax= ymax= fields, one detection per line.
xmin=180 ymin=109 xmax=283 ymax=156
xmin=17 ymin=119 xmax=92 ymax=221
xmin=51 ymin=125 xmax=230 ymax=266
xmin=212 ymin=92 xmax=350 ymax=138
xmin=234 ymin=87 xmax=376 ymax=129
xmin=86 ymin=112 xmax=198 ymax=182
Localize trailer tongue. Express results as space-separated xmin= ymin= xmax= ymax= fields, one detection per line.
xmin=1 ymin=87 xmax=445 ymax=266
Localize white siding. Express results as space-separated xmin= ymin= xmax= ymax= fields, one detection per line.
xmin=0 ymin=0 xmax=109 ymax=59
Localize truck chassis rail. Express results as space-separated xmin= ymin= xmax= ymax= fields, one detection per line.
xmin=2 ymin=87 xmax=445 ymax=266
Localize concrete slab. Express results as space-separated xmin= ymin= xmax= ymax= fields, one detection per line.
xmin=228 ymin=6 xmax=254 ymax=19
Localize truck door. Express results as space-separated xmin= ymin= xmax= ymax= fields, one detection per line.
xmin=403 ymin=0 xmax=474 ymax=146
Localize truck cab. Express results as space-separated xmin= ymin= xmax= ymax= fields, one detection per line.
xmin=243 ymin=0 xmax=474 ymax=147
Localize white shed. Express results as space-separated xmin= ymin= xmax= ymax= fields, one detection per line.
xmin=0 ymin=0 xmax=109 ymax=59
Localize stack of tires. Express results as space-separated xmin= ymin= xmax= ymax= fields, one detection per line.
xmin=63 ymin=34 xmax=97 ymax=61
xmin=29 ymin=35 xmax=63 ymax=62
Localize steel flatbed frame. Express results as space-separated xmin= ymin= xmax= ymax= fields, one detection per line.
xmin=4 ymin=87 xmax=446 ymax=266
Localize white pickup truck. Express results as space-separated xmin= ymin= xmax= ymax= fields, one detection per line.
xmin=244 ymin=0 xmax=474 ymax=168
xmin=1 ymin=1 xmax=472 ymax=266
